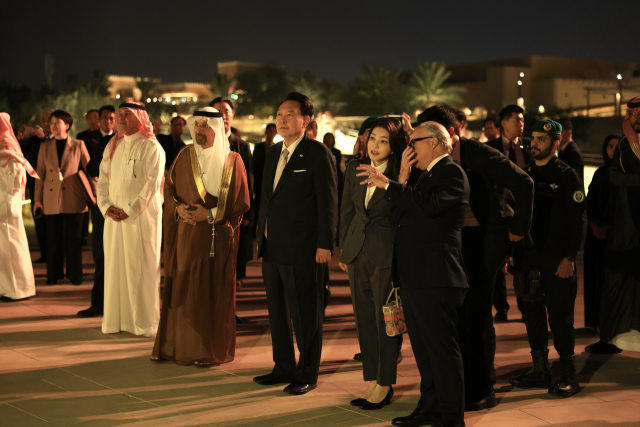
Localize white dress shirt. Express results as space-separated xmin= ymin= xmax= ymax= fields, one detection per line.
xmin=501 ymin=135 xmax=525 ymax=168
xmin=198 ymin=145 xmax=217 ymax=218
xmin=365 ymin=160 xmax=387 ymax=208
xmin=100 ymin=128 xmax=114 ymax=138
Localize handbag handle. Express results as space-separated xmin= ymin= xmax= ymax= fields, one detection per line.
xmin=386 ymin=287 xmax=399 ymax=305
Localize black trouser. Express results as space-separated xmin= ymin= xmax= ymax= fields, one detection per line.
xmin=459 ymin=226 xmax=496 ymax=402
xmin=349 ymin=252 xmax=401 ymax=386
xmin=404 ymin=286 xmax=466 ymax=422
xmin=262 ymin=240 xmax=324 ymax=384
xmin=583 ymin=230 xmax=606 ymax=328
xmin=82 ymin=211 xmax=90 ymax=243
xmin=522 ymin=252 xmax=577 ymax=357
xmin=45 ymin=213 xmax=83 ymax=283
xmin=492 ymin=271 xmax=509 ymax=312
xmin=90 ymin=205 xmax=105 ymax=308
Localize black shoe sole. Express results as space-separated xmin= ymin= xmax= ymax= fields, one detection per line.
xmin=465 ymin=399 xmax=497 ymax=411
xmin=548 ymin=387 xmax=580 ymax=397
xmin=283 ymin=383 xmax=317 ymax=395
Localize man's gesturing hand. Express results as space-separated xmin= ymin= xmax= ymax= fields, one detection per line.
xmin=316 ymin=248 xmax=331 ymax=263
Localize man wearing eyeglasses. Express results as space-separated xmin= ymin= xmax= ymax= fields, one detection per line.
xmin=481 ymin=118 xmax=500 ymax=142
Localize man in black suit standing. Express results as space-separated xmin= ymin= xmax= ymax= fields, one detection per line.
xmin=157 ymin=116 xmax=186 ymax=169
xmin=252 ymin=123 xmax=277 ymax=234
xmin=253 ymin=92 xmax=338 ymax=395
xmin=486 ymin=104 xmax=531 ymax=322
xmin=77 ymin=105 xmax=116 ymax=318
xmin=557 ymin=118 xmax=584 ymax=184
xmin=361 ymin=121 xmax=469 ymax=427
xmin=209 ymin=97 xmax=254 ymax=287
xmin=415 ymin=106 xmax=533 ymax=412
xmin=76 ymin=109 xmax=100 ymax=142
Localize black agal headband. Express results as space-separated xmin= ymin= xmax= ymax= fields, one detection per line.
xmin=193 ymin=110 xmax=223 ymax=118
xmin=119 ymin=102 xmax=146 ymax=111
xmin=627 ymin=98 xmax=640 ymax=109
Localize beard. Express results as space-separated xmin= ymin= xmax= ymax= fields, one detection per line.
xmin=531 ymin=144 xmax=554 ymax=160
xmin=632 ymin=121 xmax=640 ymax=133
xmin=195 ymin=133 xmax=208 ymax=145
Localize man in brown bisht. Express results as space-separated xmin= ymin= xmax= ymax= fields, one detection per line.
xmin=152 ymin=106 xmax=250 ymax=366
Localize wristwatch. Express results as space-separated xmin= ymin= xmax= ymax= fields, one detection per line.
xmin=384 ymin=179 xmax=390 ymax=190
xmin=207 ymin=210 xmax=214 ymax=224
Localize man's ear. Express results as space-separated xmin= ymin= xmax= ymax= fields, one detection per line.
xmin=447 ymin=127 xmax=456 ymax=138
xmin=302 ymin=116 xmax=311 ymax=129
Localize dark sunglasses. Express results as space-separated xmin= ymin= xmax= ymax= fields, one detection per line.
xmin=409 ymin=136 xmax=435 ymax=148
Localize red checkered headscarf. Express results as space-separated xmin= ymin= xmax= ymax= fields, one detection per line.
xmin=0 ymin=113 xmax=39 ymax=194
xmin=104 ymin=102 xmax=158 ymax=163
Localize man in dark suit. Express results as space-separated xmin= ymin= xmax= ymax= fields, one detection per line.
xmin=209 ymin=97 xmax=254 ymax=286
xmin=77 ymin=105 xmax=116 ymax=318
xmin=557 ymin=118 xmax=584 ymax=184
xmin=76 ymin=109 xmax=100 ymax=142
xmin=361 ymin=121 xmax=469 ymax=427
xmin=486 ymin=104 xmax=531 ymax=321
xmin=252 ymin=123 xmax=277 ymax=233
xmin=157 ymin=116 xmax=186 ymax=170
xmin=416 ymin=106 xmax=534 ymax=412
xmin=253 ymin=92 xmax=338 ymax=395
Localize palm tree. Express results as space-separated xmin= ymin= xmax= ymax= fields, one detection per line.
xmin=411 ymin=62 xmax=465 ymax=108
xmin=210 ymin=74 xmax=233 ymax=98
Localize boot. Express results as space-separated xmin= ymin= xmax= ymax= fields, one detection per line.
xmin=510 ymin=349 xmax=552 ymax=388
xmin=548 ymin=356 xmax=580 ymax=397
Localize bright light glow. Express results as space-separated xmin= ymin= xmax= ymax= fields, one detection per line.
xmin=517 ymin=80 xmax=522 ymax=86
xmin=520 ymin=72 xmax=525 ymax=77
xmin=153 ymin=97 xmax=157 ymax=102
xmin=517 ymin=97 xmax=524 ymax=108
xmin=146 ymin=98 xmax=151 ymax=103
xmin=171 ymin=101 xmax=176 ymax=105
xmin=249 ymin=115 xmax=254 ymax=119
xmin=116 ymin=94 xmax=120 ymax=99
xmin=538 ymin=105 xmax=545 ymax=113
xmin=193 ymin=97 xmax=198 ymax=102
xmin=249 ymin=143 xmax=255 ymax=153
xmin=617 ymin=74 xmax=622 ymax=80
xmin=261 ymin=124 xmax=267 ymax=129
xmin=182 ymin=98 xmax=186 ymax=102
xmin=166 ymin=97 xmax=171 ymax=102
xmin=172 ymin=112 xmax=177 ymax=117
xmin=230 ymin=94 xmax=238 ymax=100
xmin=22 ymin=199 xmax=31 ymax=205
xmin=322 ymin=114 xmax=326 ymax=119
xmin=273 ymin=135 xmax=284 ymax=143
xmin=335 ymin=130 xmax=343 ymax=136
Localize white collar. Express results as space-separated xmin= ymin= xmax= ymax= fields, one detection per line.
xmin=372 ymin=159 xmax=388 ymax=173
xmin=198 ymin=145 xmax=213 ymax=159
xmin=225 ymin=129 xmax=231 ymax=138
xmin=502 ymin=134 xmax=518 ymax=145
xmin=427 ymin=153 xmax=449 ymax=171
xmin=100 ymin=128 xmax=113 ymax=137
xmin=123 ymin=131 xmax=141 ymax=142
xmin=282 ymin=133 xmax=304 ymax=156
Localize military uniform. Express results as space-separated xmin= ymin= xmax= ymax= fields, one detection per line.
xmin=510 ymin=120 xmax=587 ymax=398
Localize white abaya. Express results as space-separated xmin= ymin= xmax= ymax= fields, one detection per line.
xmin=97 ymin=132 xmax=165 ymax=336
xmin=0 ymin=160 xmax=36 ymax=300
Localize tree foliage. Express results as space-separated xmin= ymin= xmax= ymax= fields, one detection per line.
xmin=235 ymin=65 xmax=290 ymax=117
xmin=209 ymin=74 xmax=233 ymax=98
xmin=411 ymin=62 xmax=466 ymax=109
xmin=343 ymin=63 xmax=413 ymax=116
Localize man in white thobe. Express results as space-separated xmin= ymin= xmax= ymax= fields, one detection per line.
xmin=0 ymin=113 xmax=37 ymax=300
xmin=98 ymin=102 xmax=165 ymax=337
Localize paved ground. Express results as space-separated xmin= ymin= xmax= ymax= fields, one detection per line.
xmin=2 ymin=228 xmax=640 ymax=427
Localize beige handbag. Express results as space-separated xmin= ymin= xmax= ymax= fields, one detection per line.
xmin=383 ymin=287 xmax=407 ymax=336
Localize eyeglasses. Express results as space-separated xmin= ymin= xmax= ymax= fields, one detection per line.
xmin=482 ymin=125 xmax=495 ymax=131
xmin=409 ymin=136 xmax=435 ymax=148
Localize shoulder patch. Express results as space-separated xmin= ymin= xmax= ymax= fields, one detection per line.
xmin=572 ymin=190 xmax=585 ymax=203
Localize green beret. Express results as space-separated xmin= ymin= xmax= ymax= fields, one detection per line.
xmin=530 ymin=119 xmax=562 ymax=136
xmin=358 ymin=116 xmax=380 ymax=136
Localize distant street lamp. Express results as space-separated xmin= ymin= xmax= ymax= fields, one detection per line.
xmin=616 ymin=74 xmax=623 ymax=117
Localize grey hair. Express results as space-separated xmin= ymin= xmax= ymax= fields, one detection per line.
xmin=418 ymin=121 xmax=451 ymax=151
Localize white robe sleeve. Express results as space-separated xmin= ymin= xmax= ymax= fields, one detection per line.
xmin=97 ymin=144 xmax=112 ymax=217
xmin=122 ymin=142 xmax=165 ymax=221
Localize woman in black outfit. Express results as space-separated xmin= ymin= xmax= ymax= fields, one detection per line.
xmin=339 ymin=118 xmax=406 ymax=410
xmin=583 ymin=134 xmax=620 ymax=328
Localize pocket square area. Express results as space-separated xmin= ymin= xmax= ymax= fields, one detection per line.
xmin=294 ymin=170 xmax=307 ymax=172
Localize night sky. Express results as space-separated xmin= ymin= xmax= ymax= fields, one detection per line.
xmin=1 ymin=0 xmax=638 ymax=88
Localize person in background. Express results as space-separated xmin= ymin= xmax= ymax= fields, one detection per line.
xmin=0 ymin=112 xmax=38 ymax=301
xmin=18 ymin=108 xmax=54 ymax=263
xmin=306 ymin=119 xmax=318 ymax=140
xmin=152 ymin=118 xmax=163 ymax=136
xmin=452 ymin=109 xmax=471 ymax=139
xmin=583 ymin=135 xmax=620 ymax=329
xmin=557 ymin=118 xmax=584 ymax=184
xmin=481 ymin=117 xmax=500 ymax=142
xmin=33 ymin=110 xmax=93 ymax=286
xmin=253 ymin=123 xmax=277 ymax=229
xmin=352 ymin=116 xmax=380 ymax=161
xmin=157 ymin=116 xmax=186 ymax=169
xmin=76 ymin=110 xmax=100 ymax=141
xmin=339 ymin=118 xmax=405 ymax=410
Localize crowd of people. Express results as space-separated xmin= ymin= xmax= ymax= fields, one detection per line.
xmin=1 ymin=89 xmax=640 ymax=427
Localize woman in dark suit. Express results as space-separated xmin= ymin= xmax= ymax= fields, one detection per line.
xmin=339 ymin=117 xmax=406 ymax=410
xmin=583 ymin=134 xmax=620 ymax=328
xmin=33 ymin=110 xmax=93 ymax=285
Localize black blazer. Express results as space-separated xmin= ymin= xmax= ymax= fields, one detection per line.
xmin=229 ymin=133 xmax=254 ymax=225
xmin=157 ymin=134 xmax=186 ymax=170
xmin=257 ymin=135 xmax=338 ymax=264
xmin=339 ymin=159 xmax=396 ymax=268
xmin=252 ymin=141 xmax=272 ymax=215
xmin=85 ymin=134 xmax=112 ymax=178
xmin=486 ymin=136 xmax=532 ymax=166
xmin=387 ymin=156 xmax=470 ymax=289
xmin=558 ymin=140 xmax=584 ymax=184
xmin=459 ymin=136 xmax=534 ymax=238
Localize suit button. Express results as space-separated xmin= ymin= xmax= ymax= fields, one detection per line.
xmin=62 ymin=187 xmax=65 ymax=190
xmin=49 ymin=169 xmax=52 ymax=172
xmin=366 ymin=217 xmax=370 ymax=221
xmin=50 ymin=178 xmax=53 ymax=181
xmin=49 ymin=188 xmax=53 ymax=191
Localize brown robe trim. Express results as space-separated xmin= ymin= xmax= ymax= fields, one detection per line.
xmin=209 ymin=152 xmax=240 ymax=257
xmin=188 ymin=145 xmax=208 ymax=202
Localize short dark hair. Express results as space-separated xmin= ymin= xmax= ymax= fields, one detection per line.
xmin=171 ymin=116 xmax=186 ymax=125
xmin=483 ymin=117 xmax=498 ymax=127
xmin=368 ymin=117 xmax=407 ymax=179
xmin=265 ymin=123 xmax=276 ymax=132
xmin=210 ymin=96 xmax=235 ymax=112
xmin=452 ymin=109 xmax=467 ymax=124
xmin=50 ymin=110 xmax=73 ymax=130
xmin=98 ymin=105 xmax=116 ymax=117
xmin=558 ymin=118 xmax=572 ymax=131
xmin=278 ymin=92 xmax=314 ymax=119
xmin=417 ymin=105 xmax=456 ymax=130
xmin=86 ymin=109 xmax=99 ymax=118
xmin=499 ymin=105 xmax=524 ymax=123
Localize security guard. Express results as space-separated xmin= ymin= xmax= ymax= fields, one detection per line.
xmin=509 ymin=119 xmax=586 ymax=397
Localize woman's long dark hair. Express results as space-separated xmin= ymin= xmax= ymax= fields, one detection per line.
xmin=602 ymin=134 xmax=622 ymax=167
xmin=366 ymin=117 xmax=406 ymax=179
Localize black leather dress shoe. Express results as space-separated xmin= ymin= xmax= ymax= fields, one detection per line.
xmin=33 ymin=257 xmax=46 ymax=263
xmin=585 ymin=340 xmax=622 ymax=354
xmin=77 ymin=306 xmax=103 ymax=318
xmin=435 ymin=419 xmax=465 ymax=427
xmin=353 ymin=353 xmax=362 ymax=361
xmin=392 ymin=406 xmax=440 ymax=426
xmin=283 ymin=380 xmax=317 ymax=395
xmin=350 ymin=398 xmax=366 ymax=406
xmin=494 ymin=309 xmax=508 ymax=323
xmin=253 ymin=372 xmax=291 ymax=386
xmin=465 ymin=391 xmax=497 ymax=411
xmin=360 ymin=387 xmax=393 ymax=410
xmin=45 ymin=280 xmax=57 ymax=286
